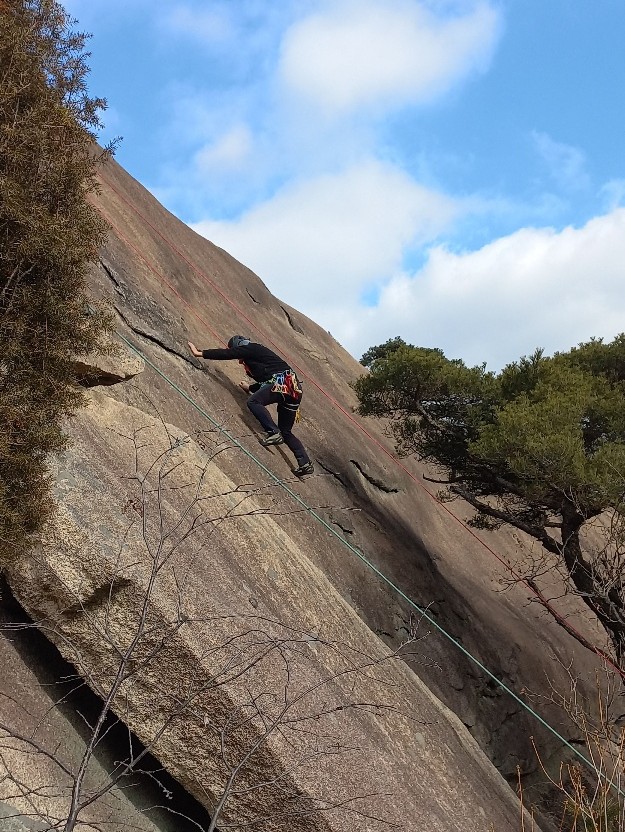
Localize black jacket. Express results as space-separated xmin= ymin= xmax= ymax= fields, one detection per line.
xmin=202 ymin=342 xmax=291 ymax=386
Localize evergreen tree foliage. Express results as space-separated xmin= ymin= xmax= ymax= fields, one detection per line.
xmin=354 ymin=335 xmax=625 ymax=660
xmin=0 ymin=0 xmax=112 ymax=563
xmin=360 ymin=336 xmax=415 ymax=368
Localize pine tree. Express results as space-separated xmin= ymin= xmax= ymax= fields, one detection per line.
xmin=354 ymin=335 xmax=625 ymax=661
xmin=0 ymin=0 xmax=112 ymax=562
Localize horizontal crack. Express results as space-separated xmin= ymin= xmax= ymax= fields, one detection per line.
xmin=76 ymin=369 xmax=134 ymax=388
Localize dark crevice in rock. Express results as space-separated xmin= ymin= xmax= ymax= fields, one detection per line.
xmin=65 ymin=577 xmax=134 ymax=617
xmin=280 ymin=306 xmax=304 ymax=334
xmin=75 ymin=368 xmax=134 ymax=388
xmin=349 ymin=460 xmax=399 ymax=493
xmin=246 ymin=289 xmax=260 ymax=304
xmin=481 ymin=677 xmax=505 ymax=698
xmin=114 ymin=305 xmax=200 ymax=370
xmin=316 ymin=460 xmax=348 ymax=488
xmin=0 ymin=578 xmax=214 ymax=832
xmin=99 ymin=258 xmax=127 ymax=297
xmin=332 ymin=521 xmax=354 ymax=537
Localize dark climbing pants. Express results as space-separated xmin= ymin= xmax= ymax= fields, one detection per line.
xmin=247 ymin=385 xmax=310 ymax=466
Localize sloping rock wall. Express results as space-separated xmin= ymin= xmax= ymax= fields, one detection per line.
xmin=6 ymin=389 xmax=528 ymax=831
xmin=1 ymin=153 xmax=611 ymax=830
xmin=0 ymin=578 xmax=206 ymax=832
xmin=96 ymin=159 xmax=607 ymax=771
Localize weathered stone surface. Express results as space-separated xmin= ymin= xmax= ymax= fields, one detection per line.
xmin=1 ymin=154 xmax=610 ymax=830
xmin=73 ymin=339 xmax=144 ymax=386
xmin=6 ymin=390 xmax=530 ymax=831
xmin=0 ymin=804 xmax=47 ymax=831
xmin=0 ymin=590 xmax=191 ymax=832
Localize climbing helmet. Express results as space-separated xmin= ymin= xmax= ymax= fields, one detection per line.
xmin=228 ymin=335 xmax=251 ymax=349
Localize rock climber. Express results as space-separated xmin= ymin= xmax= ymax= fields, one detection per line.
xmin=188 ymin=336 xmax=314 ymax=477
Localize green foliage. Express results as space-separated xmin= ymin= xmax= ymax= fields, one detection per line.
xmin=563 ymin=333 xmax=625 ymax=386
xmin=0 ymin=0 xmax=112 ymax=563
xmin=360 ymin=336 xmax=416 ymax=368
xmin=355 ymin=335 xmax=625 ymax=658
xmin=355 ymin=343 xmax=497 ymax=473
xmin=355 ymin=336 xmax=625 ymax=516
xmin=472 ymin=361 xmax=625 ymax=512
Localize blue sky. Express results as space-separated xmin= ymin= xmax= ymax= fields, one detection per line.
xmin=63 ymin=0 xmax=625 ymax=369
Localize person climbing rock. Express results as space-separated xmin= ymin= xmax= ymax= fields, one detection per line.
xmin=188 ymin=335 xmax=314 ymax=477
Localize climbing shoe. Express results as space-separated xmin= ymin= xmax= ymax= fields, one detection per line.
xmin=260 ymin=432 xmax=284 ymax=446
xmin=293 ymin=462 xmax=314 ymax=477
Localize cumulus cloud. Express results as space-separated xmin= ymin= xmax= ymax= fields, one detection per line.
xmin=66 ymin=0 xmax=623 ymax=379
xmin=341 ymin=208 xmax=625 ymax=367
xmin=193 ymin=159 xmax=459 ymax=307
xmin=279 ymin=0 xmax=501 ymax=116
xmin=149 ymin=1 xmax=505 ymax=232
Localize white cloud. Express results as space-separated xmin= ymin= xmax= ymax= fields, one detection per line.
xmin=532 ymin=132 xmax=590 ymax=192
xmin=194 ymin=125 xmax=253 ymax=173
xmin=343 ymin=208 xmax=625 ymax=367
xmin=160 ymin=87 xmax=248 ymax=153
xmin=193 ymin=159 xmax=459 ymax=307
xmin=278 ymin=0 xmax=501 ymax=116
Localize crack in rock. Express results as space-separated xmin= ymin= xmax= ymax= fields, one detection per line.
xmin=99 ymin=257 xmax=127 ymax=297
xmin=349 ymin=460 xmax=399 ymax=493
xmin=114 ymin=305 xmax=201 ymax=369
xmin=65 ymin=577 xmax=135 ymax=617
xmin=280 ymin=305 xmax=304 ymax=334
xmin=246 ymin=289 xmax=260 ymax=304
xmin=331 ymin=520 xmax=354 ymax=537
xmin=316 ymin=460 xmax=348 ymax=487
xmin=75 ymin=366 xmax=136 ymax=388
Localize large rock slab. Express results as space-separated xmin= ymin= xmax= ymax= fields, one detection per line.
xmin=0 ymin=589 xmax=188 ymax=832
xmin=3 ymin=153 xmax=608 ymax=830
xmin=6 ymin=389 xmax=530 ymax=831
xmin=72 ymin=337 xmax=145 ymax=386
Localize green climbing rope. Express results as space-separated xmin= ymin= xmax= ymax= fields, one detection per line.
xmin=117 ymin=331 xmax=615 ymax=789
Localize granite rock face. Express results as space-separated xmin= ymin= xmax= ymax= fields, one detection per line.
xmin=0 ymin=581 xmax=195 ymax=832
xmin=1 ymin=155 xmax=609 ymax=830
xmin=5 ymin=390 xmax=529 ymax=831
xmin=72 ymin=338 xmax=145 ymax=386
